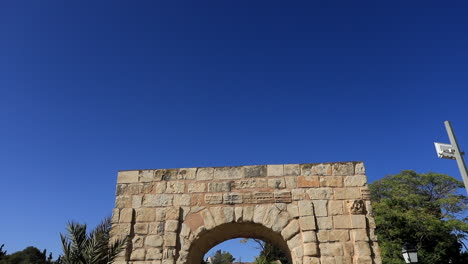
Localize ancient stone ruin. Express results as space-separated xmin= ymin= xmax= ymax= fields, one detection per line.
xmin=111 ymin=162 xmax=381 ymax=264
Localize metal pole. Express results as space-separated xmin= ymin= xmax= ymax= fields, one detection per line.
xmin=444 ymin=120 xmax=468 ymax=194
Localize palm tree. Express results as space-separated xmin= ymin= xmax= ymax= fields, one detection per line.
xmin=60 ymin=217 xmax=127 ymax=264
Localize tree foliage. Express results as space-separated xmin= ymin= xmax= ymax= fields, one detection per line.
xmin=0 ymin=246 xmax=57 ymax=264
xmin=240 ymin=239 xmax=289 ymax=264
xmin=208 ymin=250 xmax=235 ymax=264
xmin=370 ymin=170 xmax=468 ymax=264
xmin=60 ymin=217 xmax=126 ymax=264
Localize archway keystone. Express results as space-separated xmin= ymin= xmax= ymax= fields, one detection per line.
xmin=111 ymin=162 xmax=382 ymax=264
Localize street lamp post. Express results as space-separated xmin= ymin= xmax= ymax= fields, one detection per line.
xmin=434 ymin=120 xmax=468 ymax=194
xmin=402 ymin=243 xmax=418 ymax=263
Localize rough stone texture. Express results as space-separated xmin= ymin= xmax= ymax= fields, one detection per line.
xmin=111 ymin=161 xmax=380 ymax=264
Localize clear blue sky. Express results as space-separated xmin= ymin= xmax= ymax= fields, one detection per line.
xmin=1 ymin=0 xmax=468 ymax=260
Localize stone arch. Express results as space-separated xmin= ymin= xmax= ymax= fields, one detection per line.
xmin=183 ymin=222 xmax=293 ymax=264
xmin=111 ymin=162 xmax=382 ymax=264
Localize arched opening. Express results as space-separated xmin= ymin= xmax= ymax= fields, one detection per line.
xmin=185 ymin=222 xmax=293 ymax=264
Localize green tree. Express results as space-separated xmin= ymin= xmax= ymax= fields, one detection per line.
xmin=208 ymin=250 xmax=235 ymax=264
xmin=240 ymin=239 xmax=289 ymax=264
xmin=0 ymin=245 xmax=6 ymax=260
xmin=0 ymin=246 xmax=57 ymax=264
xmin=370 ymin=170 xmax=468 ymax=264
xmin=60 ymin=217 xmax=126 ymax=264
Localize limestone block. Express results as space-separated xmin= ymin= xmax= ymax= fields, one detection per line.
xmin=272 ymin=211 xmax=290 ymax=233
xmin=188 ymin=182 xmax=206 ymax=193
xmin=303 ymin=231 xmax=317 ymax=243
xmin=332 ymin=163 xmax=354 ymax=176
xmin=320 ymin=257 xmax=335 ymax=264
xmin=307 ymin=188 xmax=333 ymax=200
xmin=334 ymin=188 xmax=361 ymax=200
xmin=202 ymin=209 xmax=216 ymax=230
xmin=304 ymin=243 xmax=319 ymax=256
xmin=299 ymin=216 xmax=316 ymax=231
xmin=214 ymin=166 xmax=243 ymax=179
xmin=343 ymin=242 xmax=354 ymax=256
xmin=312 ymin=200 xmax=328 ymax=217
xmin=317 ymin=230 xmax=330 ymax=242
xmin=223 ymin=193 xmax=243 ymax=204
xmin=320 ymin=243 xmax=344 ymax=256
xmin=156 ymin=209 xmax=166 ymax=221
xmin=235 ymin=207 xmax=243 ymax=222
xmin=134 ymin=223 xmax=149 ymax=234
xmin=267 ymin=164 xmax=283 ymax=177
xmin=253 ymin=205 xmax=268 ymax=224
xmin=130 ymin=249 xmax=146 ymax=261
xmin=163 ymin=248 xmax=176 ymax=260
xmin=330 ymin=230 xmax=350 ymax=242
xmin=154 ymin=182 xmax=167 ymax=194
xmin=354 ymin=256 xmax=372 ymax=264
xmin=244 ymin=165 xmax=267 ymax=178
xmin=149 ymin=222 xmax=165 ymax=235
xmin=132 ymin=195 xmax=143 ymax=208
xmin=369 ymin=227 xmax=378 ymax=241
xmin=233 ymin=179 xmax=257 ymax=189
xmin=110 ymin=223 xmax=131 ymax=238
xmin=311 ymin=163 xmax=332 ymax=176
xmin=165 ymin=207 xmax=180 ymax=220
xmin=328 ymin=201 xmax=344 ymax=216
xmin=139 ymin=170 xmax=155 ymax=182
xmin=173 ymin=194 xmax=191 ymax=207
xmin=208 ymin=182 xmax=231 ymax=192
xmin=196 ymin=167 xmax=214 ymax=180
xmin=334 ymin=256 xmax=353 ymax=264
xmin=115 ymin=195 xmax=132 ymax=208
xmin=285 ymin=176 xmax=298 ymax=189
xmin=145 ymin=235 xmax=163 ymax=247
xmin=177 ymin=168 xmax=197 ymax=180
xmin=350 ymin=215 xmax=367 ymax=229
xmin=146 ymin=248 xmax=163 ymax=260
xmin=292 ymin=189 xmax=307 ymax=201
xmin=284 ymin=164 xmax=300 ymax=176
xmin=354 ymin=162 xmax=365 ymax=174
xmin=292 ymin=246 xmax=304 ymax=260
xmin=136 ymin=208 xmax=156 ymax=222
xmin=185 ymin=213 xmax=203 ymax=232
xmin=224 ymin=207 xmax=235 ymax=223
xmin=281 ymin=219 xmax=299 ymax=240
xmin=300 ymin=164 xmax=313 ymax=176
xmin=319 ymin=176 xmax=344 ymax=187
xmin=333 ymin=215 xmax=351 ymax=229
xmin=165 ymin=220 xmax=179 ymax=232
xmin=354 ymin=241 xmax=371 ymax=256
xmin=256 ymin=178 xmax=268 ymax=188
xmin=344 ymin=175 xmax=367 ymax=187
xmin=205 ymin=194 xmax=223 ymax=204
xmin=111 ymin=208 xmax=120 ymax=224
xmin=118 ymin=171 xmax=139 ymax=184
xmin=164 ymin=232 xmax=177 ymax=247
xmin=297 ymin=176 xmax=320 ymax=188
xmin=132 ymin=235 xmax=144 ymax=248
xmin=268 ymin=178 xmax=286 ymax=189
xmin=316 ymin=216 xmax=333 ymax=230
xmin=303 ymin=257 xmax=320 ymax=264
xmin=166 ymin=182 xmax=185 ymax=194
xmin=157 ymin=169 xmax=179 ymax=181
xmin=243 ymin=206 xmax=255 ymax=222
xmin=298 ymin=200 xmax=314 ymax=216
xmin=162 ymin=259 xmax=175 ymax=264
xmin=287 ymin=204 xmax=299 ymax=218
xmin=351 ymin=229 xmax=369 ymax=241
xmin=287 ymin=233 xmax=302 ymax=250
xmin=263 ymin=205 xmax=280 ymax=228
xmin=143 ymin=194 xmax=173 ymax=207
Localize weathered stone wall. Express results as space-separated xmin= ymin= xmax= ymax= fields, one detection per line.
xmin=111 ymin=162 xmax=381 ymax=264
